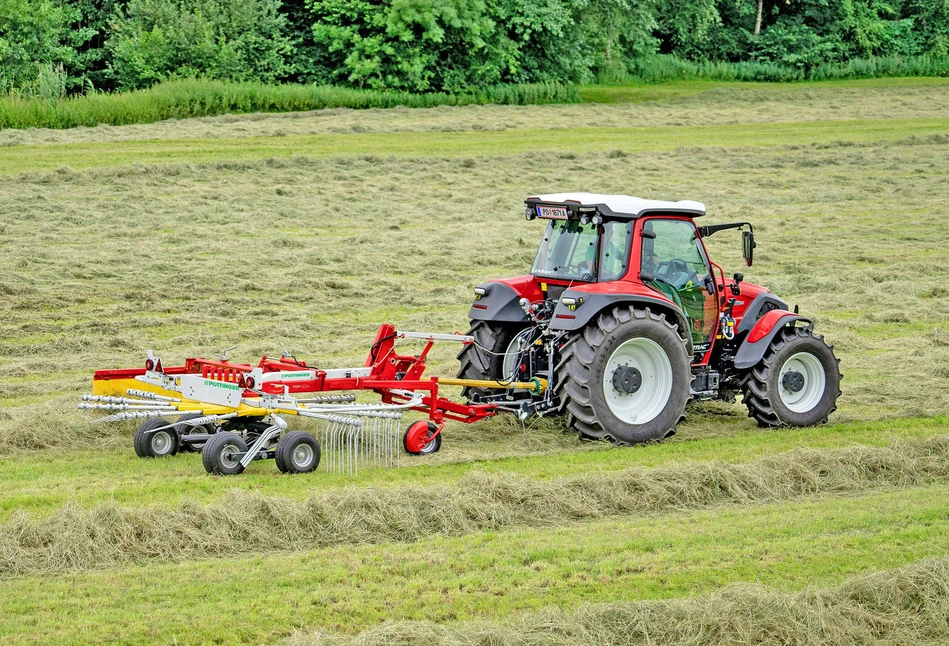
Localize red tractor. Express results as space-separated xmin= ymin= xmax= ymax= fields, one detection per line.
xmin=458 ymin=193 xmax=842 ymax=444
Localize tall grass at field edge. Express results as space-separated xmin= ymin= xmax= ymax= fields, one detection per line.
xmin=288 ymin=556 xmax=949 ymax=645
xmin=622 ymin=54 xmax=949 ymax=84
xmin=2 ymin=435 xmax=949 ymax=576
xmin=0 ymin=79 xmax=580 ymax=130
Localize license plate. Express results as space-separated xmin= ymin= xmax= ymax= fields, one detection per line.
xmin=537 ymin=205 xmax=568 ymax=219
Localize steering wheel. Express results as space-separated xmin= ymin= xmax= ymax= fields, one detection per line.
xmin=654 ymin=259 xmax=699 ymax=290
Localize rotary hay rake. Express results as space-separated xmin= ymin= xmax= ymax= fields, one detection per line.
xmin=79 ymin=325 xmax=545 ymax=475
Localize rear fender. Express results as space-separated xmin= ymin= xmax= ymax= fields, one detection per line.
xmin=467 ymin=281 xmax=529 ymax=323
xmin=548 ymin=291 xmax=692 ymax=356
xmin=733 ymin=311 xmax=812 ymax=370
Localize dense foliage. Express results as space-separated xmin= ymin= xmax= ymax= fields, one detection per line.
xmin=1 ymin=0 xmax=947 ymax=94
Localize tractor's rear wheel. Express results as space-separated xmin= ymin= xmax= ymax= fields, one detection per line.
xmin=456 ymin=320 xmax=530 ymax=400
xmin=741 ymin=326 xmax=841 ymax=427
xmin=554 ymin=306 xmax=691 ymax=444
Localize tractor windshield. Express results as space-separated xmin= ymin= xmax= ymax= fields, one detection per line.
xmin=531 ymin=219 xmax=630 ymax=282
xmin=531 ymin=219 xmax=599 ymax=281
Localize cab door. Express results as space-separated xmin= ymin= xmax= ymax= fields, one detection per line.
xmin=640 ymin=218 xmax=719 ymax=360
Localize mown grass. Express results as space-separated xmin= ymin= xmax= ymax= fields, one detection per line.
xmin=1 ymin=482 xmax=947 ymax=644
xmin=0 ymin=81 xmax=947 ymax=645
xmin=291 ymin=557 xmax=949 ymax=645
xmin=578 ymin=75 xmax=949 ymax=103
xmin=3 ymin=119 xmax=949 ymax=175
xmin=0 ymin=79 xmax=579 ymax=130
xmin=0 ymin=415 xmax=944 ymax=522
xmin=2 ymin=435 xmax=947 ymax=576
xmin=4 ymin=78 xmax=946 ymax=148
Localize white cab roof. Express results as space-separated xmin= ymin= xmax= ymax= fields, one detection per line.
xmin=527 ymin=193 xmax=706 ymax=218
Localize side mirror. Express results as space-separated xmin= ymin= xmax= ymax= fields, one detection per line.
xmin=742 ymin=230 xmax=756 ymax=267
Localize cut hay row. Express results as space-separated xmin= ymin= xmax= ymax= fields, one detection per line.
xmin=283 ymin=556 xmax=949 ymax=646
xmin=2 ymin=435 xmax=948 ymax=577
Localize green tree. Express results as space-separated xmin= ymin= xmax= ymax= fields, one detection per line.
xmin=0 ymin=0 xmax=73 ymax=89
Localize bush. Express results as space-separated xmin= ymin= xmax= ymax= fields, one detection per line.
xmin=108 ymin=0 xmax=293 ymax=90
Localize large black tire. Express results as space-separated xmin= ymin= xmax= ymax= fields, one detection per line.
xmin=741 ymin=326 xmax=841 ymax=427
xmin=275 ymin=431 xmax=321 ymax=474
xmin=456 ymin=320 xmax=529 ymax=399
xmin=202 ymin=432 xmax=248 ymax=475
xmin=554 ymin=306 xmax=691 ymax=444
xmin=174 ymin=412 xmax=214 ymax=453
xmin=134 ymin=417 xmax=179 ymax=458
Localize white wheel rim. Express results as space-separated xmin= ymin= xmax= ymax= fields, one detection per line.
xmin=778 ymin=352 xmax=826 ymax=413
xmin=502 ymin=330 xmax=532 ymax=381
xmin=151 ymin=431 xmax=172 ymax=455
xmin=602 ymin=338 xmax=674 ymax=425
xmin=219 ymin=443 xmax=240 ymax=469
xmin=293 ymin=443 xmax=314 ymax=468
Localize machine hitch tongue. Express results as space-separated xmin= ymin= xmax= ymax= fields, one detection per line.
xmin=81 ymin=326 xmax=500 ymax=475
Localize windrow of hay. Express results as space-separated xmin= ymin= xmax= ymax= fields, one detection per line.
xmin=283 ymin=556 xmax=949 ymax=646
xmin=2 ymin=435 xmax=948 ymax=576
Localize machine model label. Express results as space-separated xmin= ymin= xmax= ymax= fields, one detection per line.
xmin=179 ymin=374 xmax=243 ymax=408
xmin=260 ymin=370 xmax=317 ymax=382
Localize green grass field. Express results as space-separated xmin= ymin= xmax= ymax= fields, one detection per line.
xmin=0 ymin=78 xmax=947 ymax=644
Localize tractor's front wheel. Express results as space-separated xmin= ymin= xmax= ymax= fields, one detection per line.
xmin=456 ymin=320 xmax=530 ymax=400
xmin=555 ymin=306 xmax=691 ymax=444
xmin=741 ymin=326 xmax=841 ymax=427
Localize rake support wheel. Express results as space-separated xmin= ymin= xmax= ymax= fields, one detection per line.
xmin=134 ymin=417 xmax=179 ymax=458
xmin=741 ymin=326 xmax=841 ymax=427
xmin=174 ymin=412 xmax=213 ymax=453
xmin=403 ymin=421 xmax=442 ymax=455
xmin=275 ymin=431 xmax=321 ymax=474
xmin=554 ymin=306 xmax=691 ymax=444
xmin=202 ymin=432 xmax=248 ymax=475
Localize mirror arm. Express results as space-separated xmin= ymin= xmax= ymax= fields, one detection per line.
xmin=698 ymin=222 xmax=754 ymax=238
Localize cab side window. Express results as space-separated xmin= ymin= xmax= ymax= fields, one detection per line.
xmin=599 ymin=221 xmax=632 ymax=281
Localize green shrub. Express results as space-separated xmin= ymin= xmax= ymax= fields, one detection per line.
xmin=108 ymin=0 xmax=293 ymax=90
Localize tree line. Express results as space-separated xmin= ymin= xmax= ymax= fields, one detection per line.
xmin=2 ymin=0 xmax=947 ymax=95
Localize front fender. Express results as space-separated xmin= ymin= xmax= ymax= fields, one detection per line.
xmin=733 ymin=311 xmax=811 ymax=370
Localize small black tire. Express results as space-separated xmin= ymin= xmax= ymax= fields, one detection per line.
xmin=134 ymin=418 xmax=179 ymax=458
xmin=275 ymin=431 xmax=321 ymax=474
xmin=456 ymin=320 xmax=529 ymax=400
xmin=554 ymin=306 xmax=691 ymax=444
xmin=174 ymin=412 xmax=214 ymax=453
xmin=741 ymin=326 xmax=842 ymax=427
xmin=403 ymin=421 xmax=442 ymax=455
xmin=202 ymin=432 xmax=248 ymax=475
